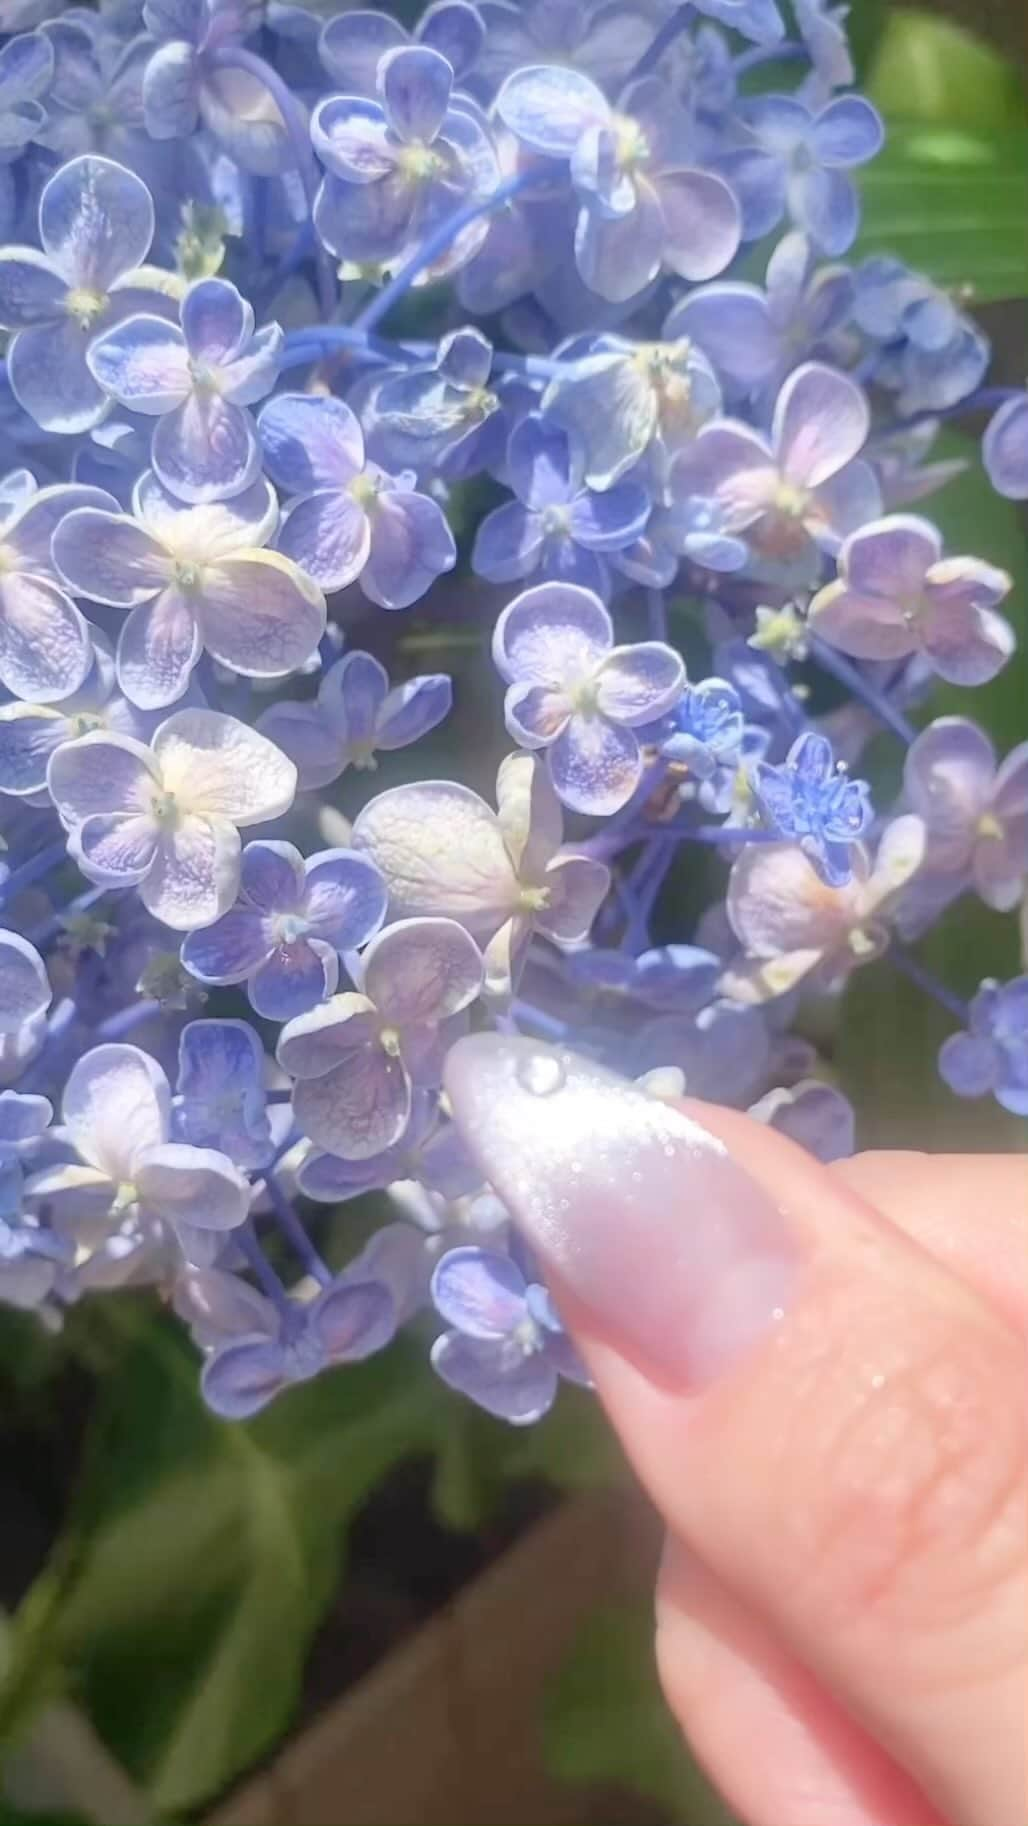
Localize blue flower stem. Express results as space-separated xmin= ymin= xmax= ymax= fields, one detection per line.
xmin=0 ymin=839 xmax=69 ymax=908
xmin=236 ymin=1221 xmax=292 ymax=1309
xmin=260 ymin=1169 xmax=332 ymax=1287
xmin=888 ymin=387 xmax=1020 ymax=437
xmin=208 ymin=46 xmax=336 ymax=317
xmin=509 ymin=999 xmax=568 ymax=1041
xmin=354 ymin=172 xmax=535 ymax=333
xmin=94 ymin=999 xmax=161 ymax=1041
xmin=621 ymin=835 xmax=676 ymax=951
xmin=629 ymin=2 xmax=693 ymax=80
xmin=808 ymin=635 xmax=917 ymax=746
xmin=889 ymin=945 xmax=970 ymax=1025
xmin=647 ymin=589 xmax=668 ymax=641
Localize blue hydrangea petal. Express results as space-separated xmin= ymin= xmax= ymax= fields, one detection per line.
xmin=47 ymin=728 xmax=158 ymax=822
xmin=239 ymin=838 xmax=305 ymax=913
xmin=717 ymin=147 xmax=784 ymax=242
xmin=594 ymin=642 xmax=685 ymax=726
xmin=181 ymin=905 xmax=270 ymax=982
xmin=430 ymin=1329 xmax=558 ymax=1424
xmin=938 ymin=1030 xmax=997 ymax=1100
xmin=362 ymin=916 xmax=483 ymax=1027
xmin=496 ymin=63 xmax=607 ymax=158
xmin=418 ymin=2 xmax=483 ymax=77
xmin=664 ymin=283 xmax=778 ymax=394
xmin=0 ymin=572 xmax=94 ymax=702
xmin=537 ymin=852 xmax=609 ymax=943
xmin=255 ymin=701 xmax=343 ymax=793
xmin=197 ymin=65 xmax=292 ymax=177
xmin=311 ymin=93 xmax=396 ymax=182
xmin=542 ymin=352 xmax=658 ymax=490
xmin=844 ymin=513 xmax=939 ymax=599
xmin=0 ymin=704 xmax=66 ymax=795
xmin=181 ymin=276 xmax=252 ymax=363
xmin=293 ymin=1048 xmax=411 ymax=1158
xmin=379 ymin=44 xmax=451 ymax=145
xmin=472 ymin=501 xmax=545 ymax=584
xmin=202 ymin=1336 xmax=287 ymax=1418
xmin=0 ymin=30 xmax=54 ymax=102
xmin=920 ymin=577 xmax=1015 ymax=688
xmin=249 ymin=936 xmax=337 ymax=1020
xmin=773 ymin=361 xmax=869 ymax=488
xmin=0 ymin=1088 xmax=51 ymax=1147
xmin=142 ymin=39 xmax=200 ymax=140
xmin=983 ymin=395 xmax=1028 ymax=502
xmin=657 ymin=169 xmax=741 ymax=283
xmin=567 ymin=480 xmax=650 ymax=552
xmin=787 ymin=164 xmax=858 ymax=257
xmin=259 ymin=392 xmax=364 ymax=494
xmin=493 ymin=581 xmax=612 ymax=687
xmin=86 ymin=315 xmax=190 ymax=413
xmin=39 ymin=154 xmax=154 ymax=290
xmin=574 ymin=180 xmax=664 ymax=302
xmin=140 ymin=811 xmax=241 ymax=931
xmin=374 ymin=673 xmax=452 ymax=751
xmin=8 ymin=319 xmax=107 ymax=435
xmin=303 ymin=848 xmax=389 ymax=949
xmin=506 ymin=413 xmax=576 ymax=511
xmin=53 ymin=506 xmax=169 ymax=606
xmin=116 ymin=589 xmax=202 ymax=708
xmin=152 ymin=393 xmax=262 ymax=503
xmin=504 ymin=681 xmax=571 ymax=747
xmin=362 ymin=487 xmax=456 ymax=609
xmin=198 ymin=553 xmax=326 ymax=677
xmin=310 ymin=1277 xmax=396 ymax=1361
xmin=312 ymin=168 xmax=415 ymax=264
xmin=319 ymin=9 xmax=406 ymax=92
xmin=0 ymin=249 xmax=68 ymax=329
xmin=216 ymin=323 xmax=283 ymax=409
xmin=2 ymin=481 xmax=119 ymax=574
xmin=318 ymin=650 xmax=388 ymax=746
xmin=431 ymin=1244 xmax=526 ymax=1338
xmin=277 ymin=489 xmax=371 ymax=591
xmin=176 ymin=1018 xmax=271 ymax=1161
xmin=61 ymin=1041 xmax=170 ymax=1179
xmin=75 ymin=809 xmax=158 ymax=883
xmin=0 ymin=931 xmax=50 ymax=1035
xmin=811 ymin=95 xmax=884 ymax=168
xmin=549 ymin=713 xmax=641 ymax=815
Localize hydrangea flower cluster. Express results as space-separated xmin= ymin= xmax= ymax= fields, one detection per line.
xmin=0 ymin=0 xmax=1024 ymax=1427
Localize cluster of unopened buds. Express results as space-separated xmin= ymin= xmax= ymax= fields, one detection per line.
xmin=0 ymin=0 xmax=1024 ymax=1425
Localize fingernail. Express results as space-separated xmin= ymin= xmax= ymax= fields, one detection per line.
xmin=444 ymin=1035 xmax=797 ymax=1387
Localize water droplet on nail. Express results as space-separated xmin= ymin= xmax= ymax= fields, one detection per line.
xmin=516 ymin=1052 xmax=565 ymax=1096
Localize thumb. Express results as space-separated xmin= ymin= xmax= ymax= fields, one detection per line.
xmin=444 ymin=1035 xmax=1027 ymax=1826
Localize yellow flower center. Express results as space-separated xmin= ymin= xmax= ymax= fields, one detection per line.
xmin=65 ymin=286 xmax=108 ymax=329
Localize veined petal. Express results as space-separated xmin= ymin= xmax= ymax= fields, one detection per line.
xmin=495 ymin=749 xmax=563 ymax=879
xmin=293 ymin=1051 xmax=410 ymax=1158
xmin=594 ymin=641 xmax=685 ymax=727
xmin=574 ymin=183 xmax=663 ymax=304
xmin=496 ymin=63 xmax=607 ymax=157
xmin=504 ymin=681 xmax=571 ymax=748
xmin=492 ymin=581 xmax=612 ymax=687
xmin=548 ymin=714 xmax=641 ymax=815
xmin=362 ymin=915 xmax=483 ymax=1026
xmin=379 ymin=44 xmax=452 ymax=145
xmin=0 ymin=931 xmax=50 ymax=1036
xmin=258 ymin=391 xmax=364 ymax=493
xmin=86 ymin=314 xmax=190 ymax=413
xmin=352 ymin=780 xmax=518 ymax=933
xmin=0 ymin=574 xmax=93 ymax=702
xmin=48 ymin=729 xmax=158 ymax=823
xmin=0 ymin=248 xmax=67 ymax=331
xmin=181 ymin=905 xmax=270 ymax=984
xmin=116 ymin=590 xmax=202 ymax=708
xmin=135 ymin=1141 xmax=249 ymax=1230
xmin=431 ymin=1246 xmax=526 ymax=1339
xmin=8 ymin=319 xmax=108 ymax=435
xmin=181 ymin=276 xmax=253 ymax=364
xmin=277 ymin=490 xmax=371 ymax=592
xmin=0 ymin=703 xmax=66 ymax=796
xmin=657 ymin=168 xmax=741 ymax=283
xmin=773 ymin=361 xmax=869 ymax=487
xmin=53 ymin=507 xmax=169 ymax=606
xmin=62 ymin=1041 xmax=170 ymax=1182
xmin=75 ymin=810 xmax=159 ymax=883
xmin=39 ymin=154 xmax=154 ymax=291
xmin=197 ymin=552 xmax=326 ymax=678
xmin=362 ymin=488 xmax=456 ymax=610
xmin=304 ymin=848 xmax=388 ymax=949
xmin=249 ymin=939 xmax=339 ymax=1025
xmin=141 ymin=812 xmax=241 ymax=930
xmin=153 ymin=708 xmax=297 ymax=824
xmin=153 ymin=393 xmax=263 ymax=504
xmin=539 ymin=851 xmax=610 ymax=942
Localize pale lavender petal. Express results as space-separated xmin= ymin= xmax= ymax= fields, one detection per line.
xmin=983 ymin=396 xmax=1028 ymax=502
xmin=506 ymin=413 xmax=575 ymax=511
xmin=921 ymin=592 xmax=1015 ymax=688
xmin=538 ymin=852 xmax=610 ymax=943
xmin=574 ymin=182 xmax=664 ymax=302
xmin=810 ymin=459 xmax=882 ymax=547
xmin=664 ymin=283 xmax=777 ymax=392
xmin=141 ymin=812 xmax=241 ymax=930
xmin=938 ymin=1031 xmax=997 ymax=1101
xmin=237 ymin=838 xmax=304 ymax=912
xmin=657 ymin=168 xmax=741 ymax=282
xmin=39 ymin=154 xmax=154 ymax=290
xmin=472 ymin=501 xmax=545 ymax=583
xmin=0 ymin=574 xmax=93 ymax=701
xmin=0 ymin=249 xmax=67 ymax=330
xmin=594 ymin=642 xmax=685 ymax=726
xmin=181 ymin=276 xmax=252 ymax=363
xmin=142 ymin=40 xmax=199 ymax=140
xmin=787 ymin=164 xmax=858 ymax=257
xmin=431 ymin=1245 xmax=526 ymax=1338
xmin=496 ymin=64 xmax=607 ymax=158
xmin=504 ymin=681 xmax=572 ymax=747
xmin=276 ymin=490 xmax=371 ymax=591
xmin=53 ymin=507 xmax=168 ymax=606
xmin=249 ymin=936 xmax=337 ymax=1021
xmin=0 ymin=931 xmax=50 ymax=1035
xmin=0 ymin=705 xmax=66 ymax=796
xmin=116 ymin=590 xmax=201 ymax=708
xmin=61 ymin=1041 xmax=170 ymax=1179
xmin=255 ymin=701 xmax=343 ymax=793
xmin=379 ymin=44 xmax=451 ymax=144
xmin=303 ymin=848 xmax=388 ymax=948
xmin=181 ymin=905 xmax=269 ymax=982
xmin=811 ymin=95 xmax=883 ymax=167
xmin=76 ymin=809 xmax=159 ymax=882
xmin=548 ymin=713 xmax=641 ymax=815
xmin=197 ymin=65 xmax=292 ymax=178
xmin=492 ymin=581 xmax=612 ymax=687
xmin=843 ymin=514 xmax=940 ymax=600
xmin=2 ymin=481 xmax=119 ymax=574
xmin=319 ymin=10 xmax=406 ymax=92
xmin=362 ymin=915 xmax=483 ymax=1026
xmin=375 ymin=674 xmax=452 ymax=750
xmin=772 ymin=361 xmax=869 ymax=487
xmin=202 ymin=1338 xmax=286 ymax=1419
xmin=258 ymin=392 xmax=365 ymax=494
xmin=293 ymin=1050 xmax=410 ymax=1158
xmin=318 ymin=650 xmax=388 ymax=746
xmin=310 ymin=1278 xmax=395 ymax=1361
xmin=807 ymin=579 xmax=914 ymax=660
xmin=86 ymin=315 xmax=190 ymax=413
xmin=311 ymin=94 xmax=395 ymax=182
xmin=8 ymin=319 xmax=107 ymax=435
xmin=430 ymin=1329 xmax=558 ymax=1424
xmin=47 ymin=730 xmax=157 ymax=822
xmin=567 ymin=481 xmax=650 ymax=552
xmin=153 ymin=393 xmax=262 ymax=503
xmin=152 ymin=709 xmax=297 ymax=825
xmin=198 ymin=554 xmax=325 ymax=678
xmin=362 ymin=488 xmax=456 ymax=609
xmin=903 ymin=717 xmax=994 ymax=868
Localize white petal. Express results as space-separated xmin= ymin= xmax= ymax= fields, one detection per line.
xmin=62 ymin=1041 xmax=170 ymax=1182
xmin=152 ymin=708 xmax=297 ymax=825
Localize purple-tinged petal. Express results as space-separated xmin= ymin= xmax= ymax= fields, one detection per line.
xmin=86 ymin=315 xmax=190 ymax=413
xmin=811 ymin=96 xmax=883 ymax=168
xmin=143 ymin=40 xmax=199 ymax=140
xmin=574 ymin=181 xmax=664 ymax=303
xmin=255 ymin=701 xmax=343 ymax=794
xmin=258 ymin=392 xmax=365 ymax=494
xmin=669 ymin=421 xmax=775 ymax=524
xmin=431 ymin=1245 xmax=526 ymax=1338
xmin=430 ymin=1330 xmax=558 ymax=1425
xmin=507 ymin=413 xmax=576 ymax=511
xmin=807 ymin=579 xmax=914 ymax=661
xmin=352 ymin=780 xmax=517 ymax=934
xmin=181 ymin=277 xmax=252 ymax=364
xmin=249 ymin=937 xmax=337 ymax=1021
xmin=375 ymin=673 xmax=452 ymax=751
xmin=136 ymin=1140 xmax=249 ymax=1230
xmin=379 ymin=44 xmax=451 ymax=144
xmin=240 ymin=839 xmax=305 ymax=913
xmin=303 ymin=848 xmax=388 ymax=949
xmin=277 ymin=994 xmax=382 ymax=1080
xmin=538 ymin=852 xmax=610 ymax=943
xmin=658 ymin=168 xmax=741 ymax=283
xmin=197 ymin=65 xmax=292 ymax=178
xmin=0 ymin=574 xmax=93 ymax=702
xmin=181 ymin=905 xmax=269 ymax=983
xmin=504 ymin=681 xmax=571 ymax=747
xmin=496 ymin=64 xmax=608 ymax=158
xmin=311 ymin=93 xmax=395 ymax=182
xmin=921 ymin=589 xmax=1015 ymax=688
xmin=293 ymin=1050 xmax=410 ymax=1158
xmin=311 ymin=1278 xmax=396 ymax=1361
xmin=938 ymin=1030 xmax=997 ymax=1100
xmin=362 ymin=487 xmax=456 ymax=609
xmin=202 ymin=1337 xmax=287 ymax=1418
xmin=843 ymin=514 xmax=940 ymax=600
xmin=418 ymin=1 xmax=483 ymax=78
xmin=318 ymin=650 xmax=388 ymax=746
xmin=53 ymin=507 xmax=169 ymax=606
xmin=276 ymin=490 xmax=371 ymax=592
xmin=75 ymin=810 xmax=158 ymax=882
xmin=8 ymin=319 xmax=107 ymax=435
xmin=568 ymin=482 xmax=651 ymax=552
xmin=903 ymin=717 xmax=994 ymax=869
xmin=153 ymin=393 xmax=262 ymax=504
xmin=594 ymin=642 xmax=685 ymax=727
xmin=153 ymin=709 xmax=297 ymax=826
xmin=493 ymin=582 xmax=612 ymax=687
xmin=787 ymin=164 xmax=858 ymax=257
xmin=472 ymin=502 xmax=545 ymax=584
xmin=0 ymin=931 xmax=50 ymax=1035
xmin=718 ymin=147 xmax=785 ymax=242
xmin=749 ymin=1080 xmax=855 ymax=1162
xmin=141 ymin=813 xmax=241 ymax=931
xmin=983 ymin=396 xmax=1028 ymax=502
xmin=62 ymin=1041 xmax=170 ymax=1180
xmin=116 ymin=590 xmax=201 ymax=709
xmin=39 ymin=155 xmax=154 ymax=291
xmin=0 ymin=705 xmax=66 ymax=796
xmin=48 ymin=729 xmax=157 ymax=823
xmin=2 ymin=481 xmax=119 ymax=574
xmin=548 ymin=714 xmax=641 ymax=815
xmin=0 ymin=249 xmax=67 ymax=330
xmin=810 ymin=458 xmax=882 ymax=548
xmin=664 ymin=284 xmax=778 ymax=393
xmin=198 ymin=553 xmax=326 ymax=678
xmin=362 ymin=916 xmax=483 ymax=1026
xmin=772 ymin=361 xmax=868 ymax=488
xmin=319 ymin=9 xmax=406 ymax=93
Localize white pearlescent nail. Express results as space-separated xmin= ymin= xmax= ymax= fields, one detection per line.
xmin=444 ymin=1034 xmax=797 ymax=1387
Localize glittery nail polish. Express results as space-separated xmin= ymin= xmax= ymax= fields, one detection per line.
xmin=444 ymin=1034 xmax=797 ymax=1387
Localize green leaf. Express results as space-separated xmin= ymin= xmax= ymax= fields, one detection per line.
xmin=542 ymin=1604 xmax=738 ymax=1823
xmin=855 ymin=123 xmax=1028 ymax=300
xmin=30 ymin=1305 xmax=452 ymax=1814
xmin=866 ymin=10 xmax=1027 ymax=132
